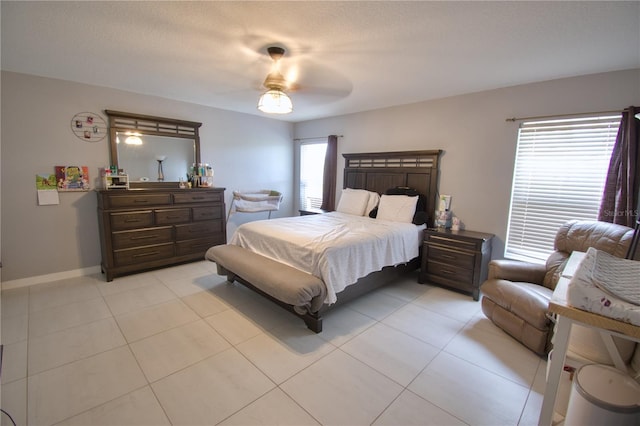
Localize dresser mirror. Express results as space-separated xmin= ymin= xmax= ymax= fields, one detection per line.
xmin=105 ymin=110 xmax=202 ymax=188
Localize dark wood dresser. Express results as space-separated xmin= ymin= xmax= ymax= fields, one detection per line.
xmin=97 ymin=188 xmax=226 ymax=281
xmin=419 ymin=228 xmax=493 ymax=300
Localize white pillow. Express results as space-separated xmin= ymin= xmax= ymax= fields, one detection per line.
xmin=336 ymin=189 xmax=370 ymax=216
xmin=376 ymin=194 xmax=418 ymax=223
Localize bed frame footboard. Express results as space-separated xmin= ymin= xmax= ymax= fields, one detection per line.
xmin=206 ymin=245 xmax=327 ymax=332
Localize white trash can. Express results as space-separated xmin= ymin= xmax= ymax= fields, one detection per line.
xmin=564 ymin=364 xmax=640 ymax=425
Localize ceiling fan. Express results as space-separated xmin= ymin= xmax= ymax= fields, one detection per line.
xmin=257 ymin=46 xmax=294 ymax=114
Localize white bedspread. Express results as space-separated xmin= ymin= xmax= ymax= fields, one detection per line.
xmin=229 ymin=212 xmax=424 ymax=304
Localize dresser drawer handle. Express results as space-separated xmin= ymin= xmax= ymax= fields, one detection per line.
xmin=133 ymin=199 xmax=149 ymax=203
xmin=191 ymin=196 xmax=205 ymax=200
xmin=130 ymin=235 xmax=159 ymax=240
xmin=166 ymin=215 xmax=184 ymax=219
xmin=441 ymin=269 xmax=455 ymax=274
xmin=133 ymin=251 xmax=160 ymax=258
xmin=124 ymin=218 xmax=142 ymax=223
xmin=439 ymin=254 xmax=456 ymax=260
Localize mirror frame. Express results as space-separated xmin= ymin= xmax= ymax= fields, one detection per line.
xmin=105 ymin=110 xmax=202 ymax=188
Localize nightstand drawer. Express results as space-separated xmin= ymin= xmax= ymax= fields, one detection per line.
xmin=426 ymin=260 xmax=473 ymax=283
xmin=426 ymin=234 xmax=481 ymax=251
xmin=428 ymin=245 xmax=475 ymax=270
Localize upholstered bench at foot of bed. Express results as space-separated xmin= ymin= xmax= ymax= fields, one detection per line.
xmin=205 ymin=244 xmax=328 ymax=332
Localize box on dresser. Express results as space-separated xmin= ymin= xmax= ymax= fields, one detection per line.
xmin=419 ymin=228 xmax=493 ymax=300
xmin=97 ymin=188 xmax=226 ymax=281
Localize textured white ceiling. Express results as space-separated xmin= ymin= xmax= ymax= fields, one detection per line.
xmin=2 ymin=1 xmax=639 ymax=122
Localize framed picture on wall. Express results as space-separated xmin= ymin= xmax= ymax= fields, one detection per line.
xmin=55 ymin=165 xmax=90 ymax=191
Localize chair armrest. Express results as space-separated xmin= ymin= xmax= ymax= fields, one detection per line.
xmin=488 ymin=259 xmax=546 ymax=284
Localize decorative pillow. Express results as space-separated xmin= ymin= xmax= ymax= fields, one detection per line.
xmin=376 ymin=194 xmax=419 ymax=223
xmin=336 ymin=189 xmax=370 ymax=216
xmin=370 ymin=187 xmax=428 ymax=225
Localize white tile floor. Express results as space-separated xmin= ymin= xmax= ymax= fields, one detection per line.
xmin=1 ymin=261 xmax=547 ymax=425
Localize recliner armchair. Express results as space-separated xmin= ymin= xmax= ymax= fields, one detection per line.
xmin=481 ymin=220 xmax=634 ymax=356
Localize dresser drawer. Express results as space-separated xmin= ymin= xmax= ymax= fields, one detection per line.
xmin=175 ymin=220 xmax=223 ymax=241
xmin=107 ymin=193 xmax=172 ymax=208
xmin=155 ymin=208 xmax=190 ymax=225
xmin=427 ymin=245 xmax=475 ymax=270
xmin=112 ymin=227 xmax=173 ymax=250
xmin=173 ymin=191 xmax=223 ymax=204
xmin=114 ymin=243 xmax=174 ymax=266
xmin=192 ymin=206 xmax=223 ymax=221
xmin=110 ymin=211 xmax=154 ymax=231
xmin=176 ymin=237 xmax=221 ymax=256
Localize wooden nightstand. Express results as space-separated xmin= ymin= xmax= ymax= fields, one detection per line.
xmin=299 ymin=208 xmax=329 ymax=216
xmin=419 ymin=228 xmax=494 ymax=301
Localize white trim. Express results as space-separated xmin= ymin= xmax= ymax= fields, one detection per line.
xmin=1 ymin=265 xmax=102 ymax=290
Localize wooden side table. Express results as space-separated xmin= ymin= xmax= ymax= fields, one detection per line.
xmin=419 ymin=228 xmax=494 ymax=300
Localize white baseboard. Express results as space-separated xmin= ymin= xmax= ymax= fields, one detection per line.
xmin=1 ymin=265 xmax=103 ymax=290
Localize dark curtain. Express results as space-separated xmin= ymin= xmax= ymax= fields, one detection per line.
xmin=598 ymin=106 xmax=639 ymax=228
xmin=320 ymin=135 xmax=338 ymax=211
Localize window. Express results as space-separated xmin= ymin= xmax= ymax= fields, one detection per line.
xmin=299 ymin=141 xmax=327 ymax=210
xmin=505 ymin=115 xmax=620 ymax=263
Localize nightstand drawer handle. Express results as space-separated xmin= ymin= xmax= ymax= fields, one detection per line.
xmin=440 ymin=254 xmax=456 ymax=260
xmin=441 ymin=269 xmax=455 ymax=274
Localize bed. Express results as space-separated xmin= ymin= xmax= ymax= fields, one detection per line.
xmin=206 ymin=150 xmax=442 ymax=332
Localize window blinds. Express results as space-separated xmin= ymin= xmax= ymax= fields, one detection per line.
xmin=505 ymin=115 xmax=620 ymax=263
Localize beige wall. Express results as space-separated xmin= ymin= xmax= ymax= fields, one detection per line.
xmin=1 ymin=71 xmax=294 ymax=283
xmin=3 ymin=69 xmax=639 ymax=284
xmin=294 ymin=69 xmax=640 ymax=259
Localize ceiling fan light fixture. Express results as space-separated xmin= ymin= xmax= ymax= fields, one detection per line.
xmin=257 ymin=88 xmax=293 ymax=114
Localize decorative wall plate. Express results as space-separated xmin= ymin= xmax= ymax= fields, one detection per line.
xmin=71 ymin=112 xmax=107 ymax=142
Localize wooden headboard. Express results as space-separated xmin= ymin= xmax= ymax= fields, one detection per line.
xmin=343 ymin=150 xmax=442 ymax=227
